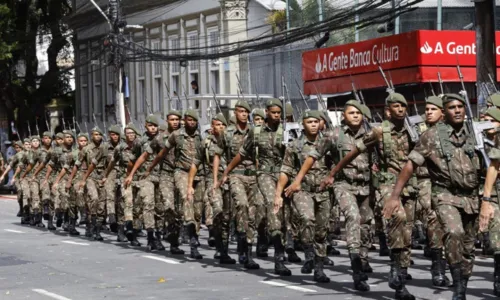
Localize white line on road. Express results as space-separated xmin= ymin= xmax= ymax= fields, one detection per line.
xmin=32 ymin=289 xmax=72 ymax=300
xmin=61 ymin=241 xmax=89 ymax=246
xmin=4 ymin=229 xmax=24 ymax=233
xmin=259 ymin=280 xmax=317 ymax=293
xmin=142 ymin=255 xmax=181 ymax=265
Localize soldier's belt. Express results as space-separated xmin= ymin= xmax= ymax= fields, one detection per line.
xmin=258 ymin=166 xmax=281 ymax=174
xmin=231 ymin=169 xmax=256 ymax=176
xmin=301 ymin=183 xmax=323 ymax=193
xmin=335 ymin=174 xmax=370 ymax=186
xmin=432 ymin=183 xmax=478 ymax=197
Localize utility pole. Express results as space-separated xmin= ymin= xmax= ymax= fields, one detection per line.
xmin=475 ymin=0 xmax=496 ymax=114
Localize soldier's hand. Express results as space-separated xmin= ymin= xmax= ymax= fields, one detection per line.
xmin=99 ymin=178 xmax=107 ymax=185
xmin=319 ymin=176 xmax=334 ymax=191
xmin=217 ymin=174 xmax=228 ymax=189
xmin=124 ymin=176 xmax=132 ymax=189
xmin=187 ymin=187 xmax=195 ymax=203
xmin=77 ymin=180 xmax=85 ymax=191
xmin=284 ymin=180 xmax=301 ymax=197
xmin=383 ymin=197 xmax=400 ymax=219
xmin=42 ymin=179 xmax=47 ymax=187
xmin=65 ymin=181 xmax=72 ymax=191
xmin=0 ymin=176 xmax=4 ymax=183
xmin=479 ymin=201 xmax=495 ymax=232
xmin=9 ymin=178 xmax=15 ymax=186
xmin=141 ymin=171 xmax=150 ymax=180
xmin=273 ymin=194 xmax=283 ymax=214
xmin=52 ymin=183 xmax=58 ymax=193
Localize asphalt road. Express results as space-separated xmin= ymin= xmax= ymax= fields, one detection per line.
xmin=0 ymin=195 xmax=496 ymax=300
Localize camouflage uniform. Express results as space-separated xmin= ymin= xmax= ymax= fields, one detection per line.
xmin=50 ymin=146 xmax=72 ymax=226
xmin=408 ymin=120 xmax=480 ymax=295
xmin=103 ymin=140 xmax=120 ymax=226
xmin=8 ymin=151 xmax=25 ymax=216
xmin=19 ymin=150 xmax=31 ymax=214
xmin=29 ymin=146 xmax=51 ymax=218
xmin=357 ymin=120 xmax=416 ymax=270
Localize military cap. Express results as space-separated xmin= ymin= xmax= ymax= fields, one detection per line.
xmin=159 ymin=123 xmax=168 ymax=132
xmin=125 ymin=123 xmax=141 ymax=136
xmin=23 ymin=138 xmax=30 ymax=143
xmin=184 ymin=109 xmax=199 ymax=121
xmin=486 ymin=107 xmax=500 ymax=122
xmin=386 ymin=93 xmax=408 ymax=106
xmin=145 ymin=114 xmax=159 ymax=126
xmin=15 ymin=141 xmax=24 ymax=148
xmin=229 ymin=115 xmax=236 ymax=125
xmin=302 ymin=110 xmax=321 ymax=120
xmin=42 ymin=131 xmax=52 ymax=138
xmin=285 ymin=103 xmax=294 ymax=117
xmin=77 ymin=133 xmax=89 ymax=140
xmin=31 ymin=135 xmax=40 ymax=141
xmin=360 ymin=104 xmax=372 ymax=120
xmin=344 ymin=100 xmax=363 ymax=113
xmin=55 ymin=132 xmax=64 ymax=139
xmin=487 ymin=94 xmax=500 ymax=107
xmin=62 ymin=130 xmax=74 ymax=138
xmin=235 ymin=100 xmax=251 ymax=112
xmin=91 ymin=127 xmax=103 ymax=135
xmin=426 ymin=96 xmax=443 ymax=109
xmin=108 ymin=125 xmax=122 ymax=135
xmin=212 ymin=113 xmax=228 ymax=126
xmin=442 ymin=93 xmax=465 ymax=105
xmin=253 ymin=109 xmax=265 ymax=119
xmin=266 ymin=98 xmax=283 ymax=109
xmin=167 ymin=110 xmax=182 ymax=118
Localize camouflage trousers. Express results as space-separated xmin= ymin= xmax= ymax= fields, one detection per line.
xmin=20 ymin=178 xmax=31 ymax=209
xmin=334 ymin=181 xmax=373 ymax=260
xmin=114 ymin=183 xmax=124 ymax=225
xmin=41 ymin=177 xmax=54 ymax=214
xmin=14 ymin=180 xmax=22 ymax=207
xmin=30 ymin=179 xmax=41 ymax=212
xmin=86 ymin=177 xmax=106 ymax=223
xmin=104 ymin=170 xmax=117 ymax=216
xmin=204 ymin=179 xmax=230 ymax=241
xmin=258 ymin=173 xmax=283 ymax=237
xmin=57 ymin=178 xmax=69 ymax=212
xmin=373 ymin=189 xmax=385 ymax=234
xmin=380 ymin=183 xmax=415 ymax=268
xmin=487 ymin=200 xmax=500 ymax=253
xmin=159 ymin=172 xmax=182 ymax=237
xmin=252 ymin=185 xmax=267 ymax=241
xmin=284 ymin=196 xmax=300 ymax=243
xmin=434 ymin=193 xmax=478 ymax=277
xmin=329 ymin=195 xmax=340 ymax=234
xmin=175 ymin=170 xmax=204 ymax=233
xmin=121 ymin=182 xmax=142 ymax=229
xmin=229 ymin=173 xmax=258 ymax=243
xmin=416 ymin=178 xmax=444 ymax=249
xmin=292 ymin=190 xmax=330 ymax=257
xmin=138 ymin=177 xmax=159 ymax=230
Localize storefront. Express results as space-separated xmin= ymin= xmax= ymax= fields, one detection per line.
xmin=302 ymin=30 xmax=500 ymax=117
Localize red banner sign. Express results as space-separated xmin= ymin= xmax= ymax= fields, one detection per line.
xmin=302 ymin=30 xmax=500 ymax=82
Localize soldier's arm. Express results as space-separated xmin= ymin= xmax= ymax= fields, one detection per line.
xmin=12 ymin=166 xmax=22 ymax=182
xmin=103 ymin=159 xmax=117 ymax=179
xmin=53 ymin=168 xmax=67 ymax=186
xmin=187 ymin=162 xmax=198 ymax=200
xmin=129 ymin=151 xmax=149 ymax=178
xmin=43 ymin=165 xmax=53 ymax=184
xmin=275 ymin=146 xmax=294 ymax=198
xmin=145 ymin=133 xmax=176 ymax=174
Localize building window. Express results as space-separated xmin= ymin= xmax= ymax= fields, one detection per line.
xmin=107 ymin=84 xmax=115 ymax=105
xmin=152 ymin=40 xmax=162 ymax=76
xmin=94 ymin=85 xmax=102 ymax=115
xmin=138 ymin=42 xmax=146 ymax=78
xmin=208 ymin=28 xmax=220 ymax=69
xmin=92 ymin=48 xmax=101 ymax=84
xmin=171 ymin=75 xmax=180 ymax=110
xmin=188 ymin=32 xmax=200 ymax=71
xmin=154 ymin=78 xmax=162 ymax=112
xmin=138 ymin=80 xmax=145 ymax=113
xmin=210 ymin=70 xmax=220 ymax=93
xmin=170 ymin=37 xmax=180 ymax=74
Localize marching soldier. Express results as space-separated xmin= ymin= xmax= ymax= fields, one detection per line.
xmin=387 ymin=93 xmax=482 ymax=300
xmin=274 ymin=110 xmax=330 ymax=283
xmin=0 ymin=141 xmax=25 ymax=221
xmin=102 ymin=125 xmax=122 ymax=232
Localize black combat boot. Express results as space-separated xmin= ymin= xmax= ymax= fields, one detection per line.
xmin=28 ymin=209 xmax=35 ymax=226
xmin=79 ymin=209 xmax=87 ymax=225
xmin=327 ymin=234 xmax=341 ymax=255
xmin=130 ymin=229 xmax=142 ymax=247
xmin=411 ymin=225 xmax=422 ymax=250
xmin=245 ymin=244 xmax=260 ymax=269
xmin=350 ymin=253 xmax=370 ymax=291
xmin=169 ymin=236 xmax=185 ymax=255
xmin=125 ymin=221 xmax=134 ymax=241
xmin=378 ymin=232 xmax=390 ymax=256
xmin=423 ymin=244 xmax=432 ymax=258
xmin=16 ymin=202 xmax=22 ymax=217
xmin=301 ymin=244 xmax=314 ymax=274
xmin=47 ymin=214 xmax=56 ymax=231
xmin=62 ymin=211 xmax=70 ymax=232
xmin=450 ymin=263 xmax=467 ymax=300
xmin=35 ymin=211 xmax=45 ymax=228
xmin=117 ymin=225 xmax=128 ymax=242
xmin=237 ymin=233 xmax=248 ymax=265
xmin=494 ymin=253 xmax=500 ymax=296
xmin=390 ymin=250 xmax=415 ymax=300
xmin=85 ymin=219 xmax=92 ymax=237
xmin=430 ymin=248 xmax=450 ymax=287
xmin=147 ymin=229 xmax=158 ymax=252
xmin=93 ymin=218 xmax=103 ymax=241
xmin=361 ymin=252 xmax=373 ymax=274
xmin=285 ymin=231 xmax=301 ymax=263
xmin=207 ymin=226 xmax=216 ymax=248
xmin=182 ymin=225 xmax=190 ymax=244
xmin=256 ymin=234 xmax=269 ymax=257
xmin=187 ymin=224 xmax=202 ymax=259
xmin=43 ymin=201 xmax=50 ymax=220
xmin=108 ymin=214 xmax=117 ymax=233
xmin=68 ymin=218 xmax=80 ymax=236
xmin=55 ymin=209 xmax=63 ymax=228
xmin=273 ymin=234 xmax=291 ymax=276
xmin=219 ymin=239 xmax=236 ymax=264
xmin=483 ymin=232 xmax=495 ymax=255
xmin=229 ymin=221 xmax=236 ymax=242
xmin=314 ymin=255 xmax=330 ymax=283
xmin=155 ymin=231 xmax=165 ymax=251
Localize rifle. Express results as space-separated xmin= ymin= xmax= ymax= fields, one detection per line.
xmin=164 ymin=82 xmax=174 ymax=110
xmin=235 ymin=73 xmax=245 ymax=102
xmin=211 ymin=87 xmax=223 ymax=113
xmin=413 ymin=95 xmax=419 ymax=115
xmin=84 ymin=121 xmax=89 ymax=135
xmin=144 ymin=97 xmax=153 ymax=115
xmin=61 ymin=111 xmax=67 ymax=130
xmin=429 ymin=82 xmax=436 ymax=96
xmin=437 ymin=66 xmax=445 ymax=95
xmin=294 ymin=79 xmax=310 ymax=111
xmin=375 ymin=59 xmax=420 ymax=143
xmin=254 ymin=83 xmax=263 ymax=108
xmin=35 ymin=119 xmax=40 ymax=136
xmin=312 ymin=83 xmax=333 ymax=129
xmin=281 ymin=76 xmax=289 ymax=145
xmin=45 ymin=118 xmax=50 ymax=133
xmin=27 ymin=121 xmax=32 ymax=137
xmin=456 ymin=63 xmax=491 ymax=167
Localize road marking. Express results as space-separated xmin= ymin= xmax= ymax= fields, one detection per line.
xmin=61 ymin=241 xmax=89 ymax=246
xmin=4 ymin=229 xmax=24 ymax=233
xmin=32 ymin=289 xmax=72 ymax=300
xmin=259 ymin=280 xmax=316 ymax=293
xmin=142 ymin=255 xmax=181 ymax=265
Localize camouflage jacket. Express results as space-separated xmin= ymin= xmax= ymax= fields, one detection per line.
xmin=164 ymin=127 xmax=201 ymax=172
xmin=30 ymin=146 xmax=52 ymax=179
xmin=8 ymin=151 xmax=24 ymax=176
xmin=146 ymin=131 xmax=176 ymax=175
xmin=240 ymin=123 xmax=285 ymax=175
xmin=48 ymin=146 xmax=69 ymax=173
xmin=281 ymin=134 xmax=328 ymax=188
xmin=133 ymin=133 xmax=160 ymax=180
xmin=113 ymin=140 xmax=139 ymax=182
xmin=75 ymin=141 xmax=107 ymax=180
xmin=195 ymin=133 xmax=226 ymax=179
xmin=104 ymin=141 xmax=120 ymax=173
xmin=219 ymin=124 xmax=254 ymax=172
xmin=408 ymin=121 xmax=480 ymax=211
